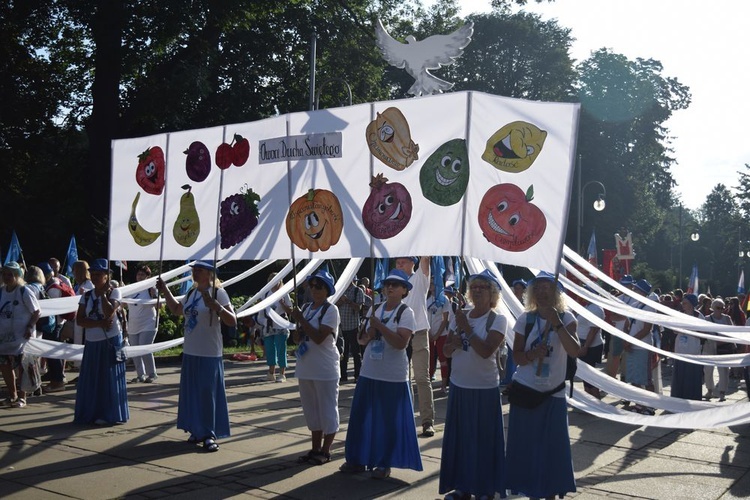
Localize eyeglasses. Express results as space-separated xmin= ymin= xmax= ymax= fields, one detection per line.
xmin=309 ymin=282 xmax=326 ymax=290
xmin=470 ymin=285 xmax=490 ymax=290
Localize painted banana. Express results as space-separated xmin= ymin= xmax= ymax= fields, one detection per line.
xmin=128 ymin=192 xmax=161 ymax=246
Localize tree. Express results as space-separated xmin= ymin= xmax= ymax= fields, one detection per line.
xmin=449 ymin=11 xmax=576 ymax=102
xmin=574 ymin=49 xmax=691 ymax=267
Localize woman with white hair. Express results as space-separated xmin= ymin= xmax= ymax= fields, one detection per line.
xmin=505 ymin=271 xmax=580 ymax=499
xmin=703 ymin=298 xmax=733 ymax=401
xmin=0 ymin=261 xmax=41 ymax=408
xmin=440 ymin=269 xmax=507 ymax=500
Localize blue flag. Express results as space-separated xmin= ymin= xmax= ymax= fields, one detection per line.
xmin=431 ymin=256 xmax=446 ymax=306
xmin=4 ymin=230 xmax=23 ymax=266
xmin=179 ymin=260 xmax=193 ymax=296
xmin=453 ymin=256 xmax=462 ymax=292
xmin=687 ymin=264 xmax=699 ymax=294
xmin=64 ymin=235 xmax=78 ymax=277
xmin=373 ymin=258 xmax=387 ymax=291
xmin=738 ymin=270 xmax=745 ymax=295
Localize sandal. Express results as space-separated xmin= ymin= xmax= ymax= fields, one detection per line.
xmin=444 ymin=491 xmax=471 ymax=500
xmin=297 ymin=450 xmax=318 ymax=463
xmin=203 ymin=438 xmax=219 ymax=452
xmin=338 ymin=462 xmax=366 ymax=473
xmin=371 ymin=467 xmax=391 ymax=479
xmin=309 ymin=451 xmax=331 ymax=465
xmin=187 ymin=435 xmax=198 ymax=443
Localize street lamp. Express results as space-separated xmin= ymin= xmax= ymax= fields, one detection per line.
xmin=677 ymin=203 xmax=700 ymax=289
xmin=577 ymin=180 xmax=607 ymax=255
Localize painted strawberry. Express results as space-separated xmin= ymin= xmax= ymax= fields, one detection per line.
xmin=215 ymin=143 xmax=233 ymax=170
xmin=135 ymin=147 xmax=165 ymax=195
xmin=219 ymin=187 xmax=261 ymax=248
xmin=184 ymin=141 xmax=211 ymax=182
xmin=232 ymin=134 xmax=250 ymax=166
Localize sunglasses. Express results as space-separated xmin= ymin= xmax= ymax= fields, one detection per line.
xmin=309 ymin=282 xmax=326 ymax=290
xmin=383 ymin=280 xmax=404 ymax=288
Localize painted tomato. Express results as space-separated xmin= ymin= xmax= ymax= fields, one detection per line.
xmin=362 ymin=173 xmax=412 ymax=239
xmin=286 ymin=189 xmax=343 ymax=252
xmin=477 ymin=183 xmax=546 ymax=252
xmin=419 ymin=138 xmax=469 ymax=206
xmin=135 ymin=147 xmax=165 ymax=195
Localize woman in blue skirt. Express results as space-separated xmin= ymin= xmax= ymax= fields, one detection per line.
xmin=506 ymin=271 xmax=580 ymax=499
xmin=339 ymin=269 xmax=422 ymax=479
xmin=73 ymin=259 xmax=129 ymax=425
xmin=157 ymin=261 xmax=236 ymax=452
xmin=440 ymin=269 xmax=507 ymax=500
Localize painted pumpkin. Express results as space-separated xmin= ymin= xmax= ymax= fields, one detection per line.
xmin=481 ymin=120 xmax=547 ymax=173
xmin=365 ymin=107 xmax=419 ymax=171
xmin=362 ymin=173 xmax=412 ymax=239
xmin=286 ymin=189 xmax=343 ymax=252
xmin=419 ymin=138 xmax=469 ymax=206
xmin=477 ymin=183 xmax=546 ymax=252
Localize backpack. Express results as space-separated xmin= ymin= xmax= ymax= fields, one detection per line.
xmin=524 ymin=311 xmax=577 ymax=397
xmin=46 ymin=278 xmax=77 ymax=321
xmin=25 ymin=283 xmax=56 ymax=335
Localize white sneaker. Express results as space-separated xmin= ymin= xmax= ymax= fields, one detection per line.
xmin=266 ymin=373 xmax=275 ymax=381
xmin=276 ymin=375 xmax=287 ymax=383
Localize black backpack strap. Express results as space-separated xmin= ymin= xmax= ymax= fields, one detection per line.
xmin=394 ymin=303 xmax=408 ymax=324
xmin=524 ymin=312 xmax=537 ymax=336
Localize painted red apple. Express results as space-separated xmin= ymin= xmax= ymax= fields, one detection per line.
xmin=361 ymin=173 xmax=412 ymax=239
xmin=232 ymin=134 xmax=250 ymax=166
xmin=477 ymin=183 xmax=546 ymax=252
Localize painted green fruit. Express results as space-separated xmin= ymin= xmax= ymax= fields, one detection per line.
xmin=173 ymin=184 xmax=200 ymax=247
xmin=419 ymin=138 xmax=469 ymax=206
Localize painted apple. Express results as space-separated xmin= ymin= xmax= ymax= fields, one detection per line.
xmin=286 ymin=189 xmax=343 ymax=252
xmin=478 ymin=183 xmax=546 ymax=252
xmin=362 ymin=173 xmax=412 ymax=239
xmin=419 ymin=138 xmax=469 ymax=206
xmin=481 ymin=121 xmax=547 ymax=173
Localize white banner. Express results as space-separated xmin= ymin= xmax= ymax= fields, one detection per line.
xmin=109 ymin=92 xmax=579 ymax=270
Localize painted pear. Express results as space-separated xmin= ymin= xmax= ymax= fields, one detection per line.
xmin=173 ymin=184 xmax=200 ymax=247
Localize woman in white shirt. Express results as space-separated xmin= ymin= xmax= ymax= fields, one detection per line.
xmin=505 ymin=271 xmax=580 ymax=499
xmin=440 ymin=269 xmax=507 ymax=500
xmin=157 ymin=261 xmax=236 ymax=452
xmin=671 ymin=293 xmax=704 ymax=401
xmin=0 ymin=261 xmax=41 ymax=408
xmin=127 ymin=265 xmax=158 ymax=383
xmin=73 ymin=259 xmax=128 ymax=425
xmin=291 ymin=270 xmax=341 ymax=466
xmin=339 ymin=269 xmax=422 ymax=479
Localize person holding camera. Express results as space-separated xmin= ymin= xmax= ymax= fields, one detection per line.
xmin=73 ymin=259 xmax=129 ymax=425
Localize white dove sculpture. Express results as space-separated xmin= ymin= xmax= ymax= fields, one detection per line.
xmin=375 ymin=19 xmax=474 ymax=97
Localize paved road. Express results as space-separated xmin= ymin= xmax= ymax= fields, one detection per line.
xmin=1 ymin=358 xmax=750 ymax=499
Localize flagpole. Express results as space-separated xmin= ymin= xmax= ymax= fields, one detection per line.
xmin=155 ymin=134 xmax=171 ymax=331
xmin=209 ymin=127 xmax=229 ymax=327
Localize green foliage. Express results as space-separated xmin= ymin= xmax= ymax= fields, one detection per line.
xmin=8 ymin=0 xmax=748 ymax=296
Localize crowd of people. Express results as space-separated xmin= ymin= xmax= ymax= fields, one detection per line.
xmin=1 ymin=255 xmax=748 ymax=498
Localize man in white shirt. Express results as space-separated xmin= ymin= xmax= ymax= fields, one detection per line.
xmin=395 ymin=256 xmax=435 ymax=437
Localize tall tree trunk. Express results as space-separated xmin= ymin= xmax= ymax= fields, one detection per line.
xmin=86 ymin=0 xmax=123 ymax=254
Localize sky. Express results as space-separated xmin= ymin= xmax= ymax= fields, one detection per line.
xmin=430 ymin=0 xmax=750 ymax=210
